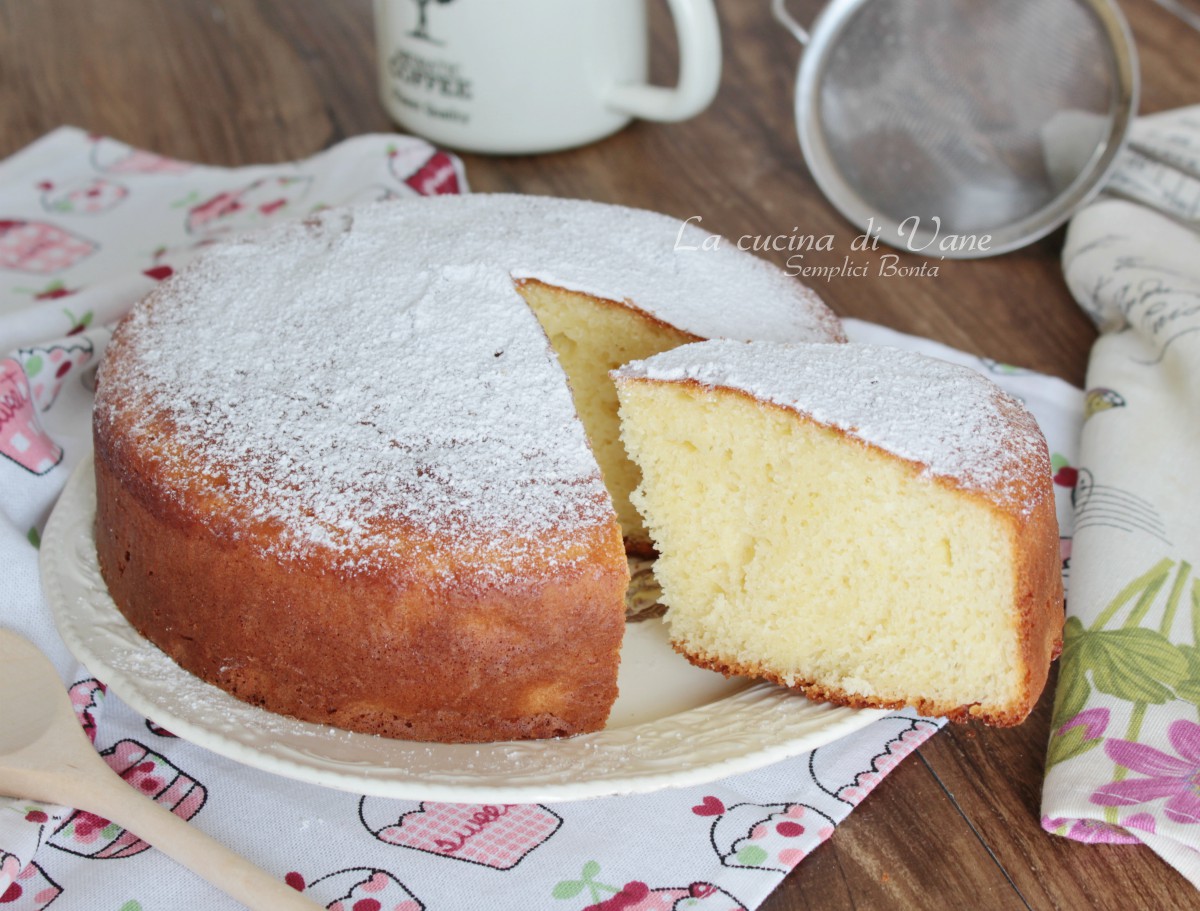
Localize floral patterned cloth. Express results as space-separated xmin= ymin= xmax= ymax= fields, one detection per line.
xmin=0 ymin=128 xmax=1082 ymax=910
xmin=1042 ymin=107 xmax=1200 ymax=886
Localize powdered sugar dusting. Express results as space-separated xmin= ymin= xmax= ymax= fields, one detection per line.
xmin=616 ymin=340 xmax=1051 ymax=511
xmin=96 ymin=197 xmax=837 ymax=576
xmin=93 ymin=195 xmax=840 ymax=573
xmin=97 ymin=215 xmax=604 ymax=575
xmin=434 ymin=194 xmax=841 ymax=344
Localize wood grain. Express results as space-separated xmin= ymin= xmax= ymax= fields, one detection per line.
xmin=924 ymin=669 xmax=1200 ymax=911
xmin=4 ymin=0 xmax=1200 ymax=908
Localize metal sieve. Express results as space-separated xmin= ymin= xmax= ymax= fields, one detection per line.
xmin=772 ymin=0 xmax=1140 ymax=258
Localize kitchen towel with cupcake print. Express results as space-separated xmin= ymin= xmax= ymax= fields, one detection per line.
xmin=0 ymin=127 xmax=1082 ymax=910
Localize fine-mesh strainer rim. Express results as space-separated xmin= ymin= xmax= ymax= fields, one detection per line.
xmin=788 ymin=0 xmax=1140 ymax=258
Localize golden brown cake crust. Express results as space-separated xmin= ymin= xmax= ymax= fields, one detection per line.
xmin=93 ymin=438 xmax=627 ymax=742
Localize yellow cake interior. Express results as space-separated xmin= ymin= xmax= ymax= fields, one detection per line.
xmin=516 ymin=279 xmax=698 ymax=552
xmin=614 ymin=379 xmax=1025 ymax=716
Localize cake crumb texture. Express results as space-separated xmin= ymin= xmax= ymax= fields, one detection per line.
xmin=614 ymin=341 xmax=1063 ymax=726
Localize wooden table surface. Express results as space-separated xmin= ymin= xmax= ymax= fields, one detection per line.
xmin=3 ymin=1 xmax=1199 ymax=908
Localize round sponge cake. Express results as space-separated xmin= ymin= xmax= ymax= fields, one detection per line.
xmin=93 ymin=194 xmax=842 ymax=742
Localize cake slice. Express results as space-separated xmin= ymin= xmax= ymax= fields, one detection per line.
xmin=613 ymin=340 xmax=1063 ymax=725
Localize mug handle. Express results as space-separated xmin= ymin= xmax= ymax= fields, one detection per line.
xmin=604 ymin=0 xmax=722 ymax=123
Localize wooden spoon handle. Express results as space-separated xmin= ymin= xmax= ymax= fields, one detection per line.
xmin=62 ymin=767 xmax=323 ymax=911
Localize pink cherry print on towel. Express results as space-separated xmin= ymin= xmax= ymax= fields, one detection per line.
xmin=1 ymin=855 xmax=20 ymax=882
xmin=70 ymin=811 xmax=110 ymax=843
xmin=306 ymin=867 xmax=423 ymax=911
xmin=362 ymin=873 xmax=388 ymax=893
xmin=143 ymin=265 xmax=173 ymax=281
xmin=185 ymin=176 xmax=313 ymax=236
xmin=0 ymin=856 xmax=61 ymax=909
xmin=68 ymin=679 xmax=105 ymax=743
xmin=19 ymin=341 xmax=93 ymax=412
xmin=31 ymin=280 xmax=76 ymax=301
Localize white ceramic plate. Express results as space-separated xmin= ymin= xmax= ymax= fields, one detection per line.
xmin=40 ymin=455 xmax=883 ymax=803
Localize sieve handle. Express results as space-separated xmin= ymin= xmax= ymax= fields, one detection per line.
xmin=771 ymin=0 xmax=811 ymax=45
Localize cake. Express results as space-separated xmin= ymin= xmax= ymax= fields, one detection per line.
xmin=93 ymin=194 xmax=841 ymax=743
xmin=613 ymin=340 xmax=1063 ymax=725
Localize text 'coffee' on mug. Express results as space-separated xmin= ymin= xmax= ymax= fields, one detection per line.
xmin=374 ymin=0 xmax=722 ymax=155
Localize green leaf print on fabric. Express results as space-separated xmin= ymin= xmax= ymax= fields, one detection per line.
xmin=1089 ymin=559 xmax=1173 ymax=633
xmin=1050 ymin=560 xmax=1200 ymax=786
xmin=1047 ymin=707 xmax=1110 ymax=769
xmin=1053 ymin=617 xmax=1093 ymax=727
xmin=552 ymin=861 xmax=617 ymax=904
xmin=553 ymin=879 xmax=587 ymax=900
xmin=1050 ymin=557 xmax=1200 ymax=825
xmin=1085 ymin=628 xmax=1187 ymax=704
xmin=1174 ymin=645 xmax=1200 ymax=706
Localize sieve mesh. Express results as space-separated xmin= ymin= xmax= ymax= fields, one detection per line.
xmin=791 ymin=0 xmax=1135 ymax=251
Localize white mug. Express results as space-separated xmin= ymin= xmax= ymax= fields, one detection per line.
xmin=373 ymin=0 xmax=722 ymax=155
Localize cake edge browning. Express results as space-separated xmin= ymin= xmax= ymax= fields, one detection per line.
xmin=93 ymin=430 xmax=629 ymax=744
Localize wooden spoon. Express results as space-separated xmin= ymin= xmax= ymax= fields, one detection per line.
xmin=0 ymin=628 xmax=322 ymax=910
